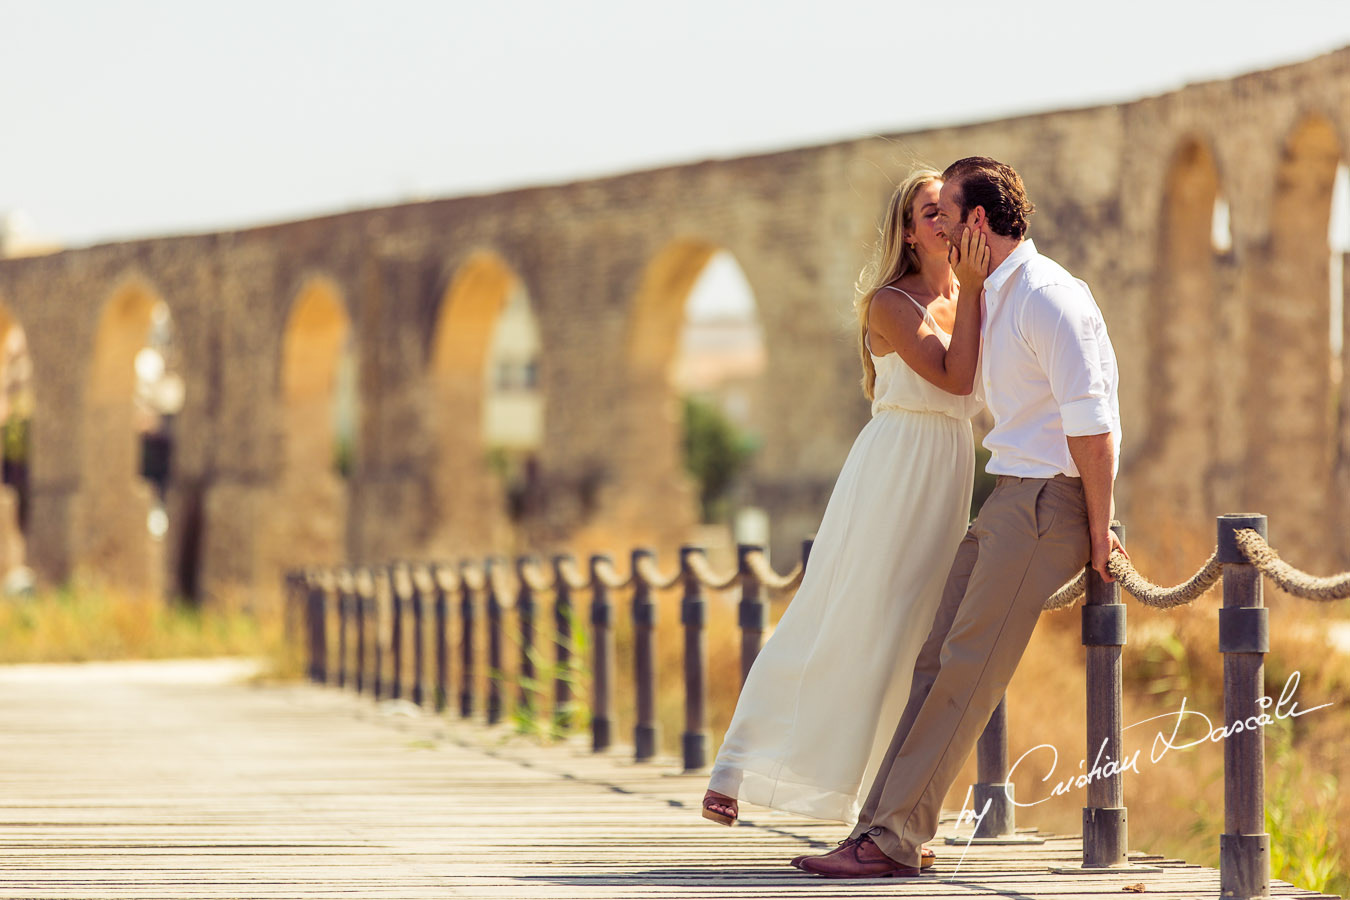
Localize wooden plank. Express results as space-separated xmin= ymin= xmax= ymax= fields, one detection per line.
xmin=0 ymin=661 xmax=1334 ymax=900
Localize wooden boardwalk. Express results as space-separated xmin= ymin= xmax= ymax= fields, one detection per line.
xmin=0 ymin=660 xmax=1335 ymax=900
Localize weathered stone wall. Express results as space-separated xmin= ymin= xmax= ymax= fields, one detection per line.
xmin=1 ymin=47 xmax=1347 ymax=605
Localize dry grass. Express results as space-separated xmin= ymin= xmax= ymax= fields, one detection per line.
xmin=0 ymin=579 xmax=289 ymax=670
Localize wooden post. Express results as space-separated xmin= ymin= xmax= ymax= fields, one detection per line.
xmin=972 ymin=697 xmax=1014 ymax=837
xmin=1218 ymin=514 xmax=1271 ymax=900
xmin=411 ymin=568 xmax=427 ymax=707
xmin=552 ymin=554 xmax=574 ymax=733
xmin=631 ymin=548 xmax=658 ymax=762
xmin=956 ymin=695 xmax=1047 ymax=849
xmin=680 ymin=546 xmax=709 ymax=772
xmin=1083 ymin=523 xmax=1126 ymax=866
xmin=306 ymin=577 xmax=327 ymax=685
xmin=370 ymin=568 xmax=385 ymax=700
xmin=736 ymin=544 xmax=765 ymax=685
xmin=1056 ymin=521 xmax=1159 ymax=874
xmin=486 ymin=558 xmax=504 ymax=726
xmin=459 ymin=561 xmax=476 ymax=719
xmin=516 ymin=556 xmax=536 ymax=719
xmin=433 ymin=566 xmax=450 ymax=713
xmin=354 ymin=569 xmax=371 ymax=695
xmin=335 ymin=571 xmax=351 ymax=690
xmin=388 ymin=566 xmax=404 ymax=701
xmin=589 ymin=554 xmax=615 ymax=753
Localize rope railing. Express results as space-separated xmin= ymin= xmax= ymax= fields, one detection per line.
xmin=743 ymin=549 xmax=806 ymax=591
xmin=288 ymin=513 xmax=1349 ymax=898
xmin=591 ymin=556 xmax=633 ymax=590
xmin=685 ymin=551 xmax=741 ymax=591
xmin=1109 ymin=548 xmax=1224 ymax=608
xmin=1235 ymin=528 xmax=1350 ymax=600
xmin=634 ymin=555 xmax=683 ymax=591
xmin=1042 ymin=569 xmax=1086 ymax=610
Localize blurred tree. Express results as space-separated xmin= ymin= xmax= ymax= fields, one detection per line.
xmin=681 ymin=396 xmax=756 ymax=524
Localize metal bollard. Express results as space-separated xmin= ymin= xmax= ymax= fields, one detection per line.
xmin=411 ymin=567 xmax=428 ymax=707
xmin=459 ymin=561 xmax=476 ymax=719
xmin=1057 ymin=522 xmax=1157 ymax=874
xmin=631 ymin=548 xmax=658 ymax=762
xmin=961 ymin=697 xmax=1046 ymax=844
xmin=370 ymin=568 xmax=385 ymax=700
xmin=388 ymin=566 xmax=405 ymax=701
xmin=336 ymin=571 xmax=351 ymax=690
xmin=306 ymin=576 xmax=328 ymax=685
xmin=680 ymin=546 xmax=710 ymax=772
xmin=1218 ymin=514 xmax=1271 ymax=900
xmin=552 ymin=554 xmax=574 ymax=733
xmin=589 ymin=554 xmax=615 ymax=753
xmin=433 ymin=566 xmax=450 ymax=713
xmin=516 ymin=556 xmax=536 ymax=719
xmin=486 ymin=558 xmax=504 ymax=726
xmin=354 ymin=568 xmax=371 ymax=695
xmin=736 ymin=544 xmax=765 ymax=685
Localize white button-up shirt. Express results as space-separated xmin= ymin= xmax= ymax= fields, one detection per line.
xmin=978 ymin=239 xmax=1122 ymax=478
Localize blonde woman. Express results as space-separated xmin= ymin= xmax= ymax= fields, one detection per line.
xmin=701 ymin=170 xmax=989 ymax=865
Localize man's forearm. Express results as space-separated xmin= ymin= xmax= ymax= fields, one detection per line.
xmin=1066 ymin=433 xmax=1115 ymax=539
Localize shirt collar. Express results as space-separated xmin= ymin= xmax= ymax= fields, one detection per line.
xmin=983 ymin=238 xmax=1037 ymax=300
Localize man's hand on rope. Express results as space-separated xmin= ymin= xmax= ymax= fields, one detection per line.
xmin=1093 ymin=529 xmax=1128 ymax=583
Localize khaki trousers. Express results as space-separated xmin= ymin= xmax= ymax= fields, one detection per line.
xmin=849 ymin=474 xmax=1091 ymax=867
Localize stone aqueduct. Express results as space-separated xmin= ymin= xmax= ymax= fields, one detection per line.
xmin=1 ymin=48 xmax=1349 ymax=606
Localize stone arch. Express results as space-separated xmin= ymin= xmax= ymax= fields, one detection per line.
xmin=275 ymin=275 xmax=353 ymax=569
xmin=1139 ymin=137 xmax=1221 ymax=523
xmin=608 ymin=239 xmax=766 ymax=553
xmin=1252 ymin=113 xmax=1344 ymax=566
xmin=427 ymin=250 xmax=535 ymax=553
xmin=78 ymin=276 xmax=169 ymax=595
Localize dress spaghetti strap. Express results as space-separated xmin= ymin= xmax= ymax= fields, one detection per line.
xmin=878 ymin=285 xmax=938 ymax=328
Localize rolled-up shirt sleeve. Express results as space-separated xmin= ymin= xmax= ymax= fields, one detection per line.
xmin=1021 ymin=281 xmax=1116 ymax=437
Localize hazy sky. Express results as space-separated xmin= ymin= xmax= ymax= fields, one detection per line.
xmin=4 ymin=0 xmax=1350 ymax=248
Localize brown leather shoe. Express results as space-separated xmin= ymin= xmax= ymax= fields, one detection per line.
xmin=799 ymin=835 xmax=922 ymax=878
xmin=792 ymin=842 xmax=934 ymax=870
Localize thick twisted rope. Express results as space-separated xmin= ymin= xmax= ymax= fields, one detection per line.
xmin=743 ymin=550 xmax=805 ymax=592
xmin=432 ymin=564 xmax=460 ymax=593
xmin=1235 ymin=529 xmax=1350 ymax=601
xmin=1042 ymin=570 xmax=1086 ymax=610
xmin=517 ymin=559 xmax=556 ymax=593
xmin=635 ymin=555 xmax=683 ymax=591
xmin=1109 ymin=548 xmax=1224 ymax=608
xmin=409 ymin=565 xmax=435 ymax=596
xmin=459 ymin=564 xmax=487 ymax=593
xmin=1041 ymin=549 xmax=1223 ymax=610
xmin=591 ymin=557 xmax=634 ymax=590
xmin=686 ymin=552 xmax=741 ymax=591
xmin=555 ymin=557 xmax=595 ymax=591
xmin=335 ymin=569 xmax=356 ymax=595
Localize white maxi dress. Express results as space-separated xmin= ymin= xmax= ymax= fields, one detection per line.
xmin=706 ymin=290 xmax=983 ymax=823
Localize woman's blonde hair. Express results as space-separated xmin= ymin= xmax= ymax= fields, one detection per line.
xmin=854 ymin=168 xmax=941 ymax=400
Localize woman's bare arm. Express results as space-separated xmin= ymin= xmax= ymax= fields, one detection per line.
xmin=869 ymin=231 xmax=987 ymax=395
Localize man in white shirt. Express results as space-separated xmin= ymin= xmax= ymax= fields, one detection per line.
xmin=800 ymin=157 xmax=1125 ymax=878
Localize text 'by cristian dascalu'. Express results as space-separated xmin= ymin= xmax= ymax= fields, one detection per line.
xmin=1001 ymin=670 xmax=1332 ymax=805
xmin=941 ymin=671 xmax=1332 ymax=879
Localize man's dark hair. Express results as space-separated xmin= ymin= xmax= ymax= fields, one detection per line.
xmin=941 ymin=157 xmax=1035 ymax=239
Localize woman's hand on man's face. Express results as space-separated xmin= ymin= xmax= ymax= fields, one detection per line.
xmin=951 ymin=230 xmax=990 ymax=287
